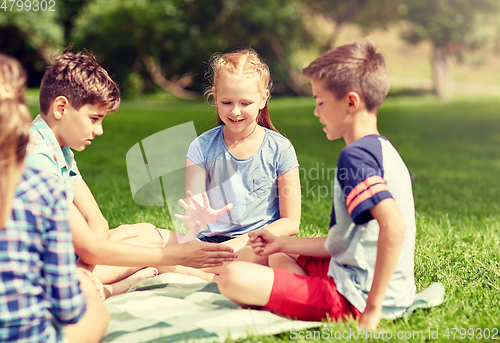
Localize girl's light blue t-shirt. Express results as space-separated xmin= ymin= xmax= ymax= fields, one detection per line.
xmin=187 ymin=125 xmax=299 ymax=239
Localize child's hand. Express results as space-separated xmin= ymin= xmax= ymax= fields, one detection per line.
xmin=248 ymin=229 xmax=281 ymax=256
xmin=358 ymin=307 xmax=381 ymax=330
xmin=76 ymin=268 xmax=105 ymax=301
xmin=177 ymin=240 xmax=237 ymax=268
xmin=174 ymin=190 xmax=232 ymax=232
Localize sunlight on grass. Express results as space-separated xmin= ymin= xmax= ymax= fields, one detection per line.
xmin=27 ymin=94 xmax=500 ymax=342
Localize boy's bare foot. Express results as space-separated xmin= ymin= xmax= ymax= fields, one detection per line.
xmin=103 ymin=267 xmax=158 ymax=298
xmin=123 ymin=267 xmax=158 ymax=286
xmin=157 ymin=265 xmax=216 ymax=282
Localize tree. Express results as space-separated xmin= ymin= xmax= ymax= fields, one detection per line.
xmin=304 ymin=0 xmax=400 ymax=49
xmin=71 ymin=0 xmax=199 ymax=98
xmin=59 ymin=0 xmax=91 ymax=43
xmin=71 ymin=0 xmax=311 ymax=97
xmin=0 ymin=10 xmax=64 ymax=86
xmin=401 ymin=0 xmax=500 ymax=100
xmin=208 ymin=0 xmax=312 ymax=94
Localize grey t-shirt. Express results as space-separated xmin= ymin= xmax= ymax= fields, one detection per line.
xmin=324 ymin=135 xmax=416 ymax=319
xmin=187 ymin=125 xmax=299 ymax=239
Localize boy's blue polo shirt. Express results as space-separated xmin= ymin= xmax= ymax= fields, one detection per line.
xmin=25 ymin=115 xmax=82 ymax=202
xmin=325 ymin=135 xmax=416 ymax=319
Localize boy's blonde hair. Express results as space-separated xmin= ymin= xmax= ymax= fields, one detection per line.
xmin=206 ymin=48 xmax=278 ymax=132
xmin=0 ymin=54 xmax=31 ymax=229
xmin=302 ymin=39 xmax=390 ymax=112
xmin=39 ymin=48 xmax=120 ymax=115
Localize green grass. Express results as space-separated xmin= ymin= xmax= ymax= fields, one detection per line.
xmin=27 ymin=94 xmax=500 ymax=342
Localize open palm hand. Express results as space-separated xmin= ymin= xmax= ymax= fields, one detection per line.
xmin=174 ymin=190 xmax=232 ymax=233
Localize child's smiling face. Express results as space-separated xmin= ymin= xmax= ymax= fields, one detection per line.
xmin=213 ymin=74 xmax=268 ymax=137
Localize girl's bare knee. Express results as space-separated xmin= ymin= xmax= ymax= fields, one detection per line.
xmin=217 ymin=262 xmax=242 ymax=295
xmin=269 ymin=253 xmax=291 ymax=268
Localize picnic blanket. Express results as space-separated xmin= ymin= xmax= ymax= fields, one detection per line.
xmin=101 ymin=273 xmax=320 ymax=343
xmin=101 ymin=273 xmax=445 ymax=343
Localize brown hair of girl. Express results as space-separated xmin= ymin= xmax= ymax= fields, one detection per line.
xmin=0 ymin=54 xmax=31 ymax=229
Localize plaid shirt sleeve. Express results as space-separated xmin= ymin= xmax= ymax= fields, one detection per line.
xmin=0 ymin=168 xmax=86 ymax=338
xmin=41 ymin=171 xmax=87 ymax=324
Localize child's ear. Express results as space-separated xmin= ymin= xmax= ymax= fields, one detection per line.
xmin=259 ymin=90 xmax=270 ymax=109
xmin=52 ymin=96 xmax=69 ymax=120
xmin=347 ymin=92 xmax=361 ymax=112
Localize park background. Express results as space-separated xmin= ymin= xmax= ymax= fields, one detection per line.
xmin=2 ymin=1 xmax=500 ymax=342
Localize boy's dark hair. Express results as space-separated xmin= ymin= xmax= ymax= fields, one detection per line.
xmin=39 ymin=48 xmax=120 ymax=115
xmin=302 ymin=38 xmax=390 ymax=112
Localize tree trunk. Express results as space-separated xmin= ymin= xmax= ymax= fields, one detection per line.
xmin=142 ymin=55 xmax=200 ymax=100
xmin=326 ymin=21 xmax=345 ymax=50
xmin=267 ymin=33 xmax=309 ymax=95
xmin=433 ymin=46 xmax=453 ymax=101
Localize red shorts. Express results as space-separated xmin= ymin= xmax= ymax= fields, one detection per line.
xmin=264 ymin=256 xmax=361 ymax=322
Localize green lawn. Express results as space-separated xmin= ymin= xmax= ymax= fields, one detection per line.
xmin=28 ymin=94 xmax=500 ymax=342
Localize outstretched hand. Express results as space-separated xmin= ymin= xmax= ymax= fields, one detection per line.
xmin=248 ymin=229 xmax=281 ymax=256
xmin=174 ymin=190 xmax=232 ymax=233
xmin=178 ymin=240 xmax=237 ymax=268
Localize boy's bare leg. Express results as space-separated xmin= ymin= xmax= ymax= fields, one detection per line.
xmin=155 ymin=242 xmax=268 ymax=281
xmin=102 ymin=267 xmax=158 ymax=298
xmin=217 ymin=261 xmax=274 ymax=307
xmin=155 ymin=228 xmax=218 ymax=281
xmin=268 ymin=253 xmax=306 ymax=275
xmin=235 ymin=245 xmax=269 ymax=265
xmin=108 ymin=223 xmax=179 ymax=246
xmin=215 ymin=253 xmax=306 ymax=303
xmin=200 ymin=245 xmax=268 ymax=277
xmin=156 ymin=265 xmax=217 ymax=281
xmin=77 ymin=223 xmax=168 ymax=296
xmin=91 ymin=223 xmax=171 ymax=284
xmin=78 ymin=259 xmax=159 ymax=297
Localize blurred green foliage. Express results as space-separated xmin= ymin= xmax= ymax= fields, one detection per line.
xmin=1 ymin=0 xmax=499 ymax=96
xmin=70 ymin=0 xmax=310 ymax=97
xmin=0 ymin=8 xmax=63 ymax=86
xmin=400 ymin=0 xmax=499 ymax=48
xmin=399 ymin=0 xmax=500 ymax=99
xmin=304 ymin=0 xmax=401 ymax=49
